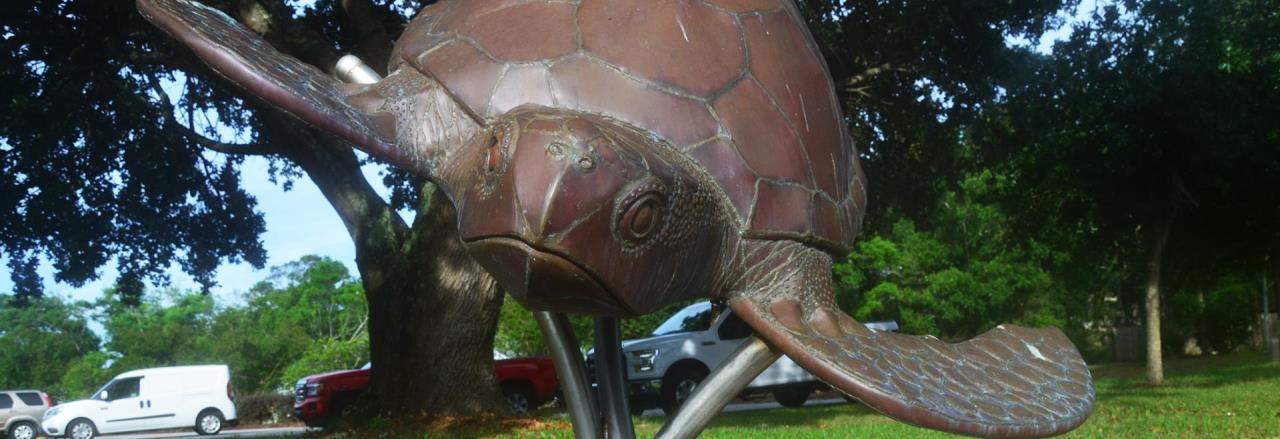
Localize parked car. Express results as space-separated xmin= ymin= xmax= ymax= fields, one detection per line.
xmin=41 ymin=365 xmax=237 ymax=439
xmin=494 ymin=357 xmax=559 ymax=414
xmin=607 ymin=301 xmax=897 ymax=414
xmin=292 ymin=363 xmax=369 ymax=428
xmin=1 ymin=390 xmax=52 ymax=439
xmin=294 ymin=357 xmax=559 ymax=427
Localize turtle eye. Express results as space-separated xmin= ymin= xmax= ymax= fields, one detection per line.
xmin=619 ymin=192 xmax=664 ymax=242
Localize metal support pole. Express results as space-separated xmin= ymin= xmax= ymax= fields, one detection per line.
xmin=334 ymin=54 xmax=382 ymax=84
xmin=656 ymin=336 xmax=781 ymax=439
xmin=534 ymin=311 xmax=601 ymax=439
xmin=594 ymin=317 xmax=635 ymax=439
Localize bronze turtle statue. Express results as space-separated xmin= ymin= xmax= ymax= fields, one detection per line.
xmin=138 ymin=0 xmax=1094 ymax=436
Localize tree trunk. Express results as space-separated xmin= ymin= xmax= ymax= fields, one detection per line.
xmin=1144 ymin=213 xmax=1173 ymax=385
xmin=362 ymin=191 xmax=506 ymax=415
xmin=267 ymin=115 xmax=506 ymax=415
xmin=165 ymin=0 xmax=506 ymax=416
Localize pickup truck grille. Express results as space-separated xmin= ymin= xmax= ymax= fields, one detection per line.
xmin=294 ymin=382 xmax=306 ymax=405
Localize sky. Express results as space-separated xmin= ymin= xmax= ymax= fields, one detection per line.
xmin=0 ymin=156 xmax=392 ymax=306
xmin=0 ymin=0 xmax=1098 ymax=308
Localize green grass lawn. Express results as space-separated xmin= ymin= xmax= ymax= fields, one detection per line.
xmin=337 ymin=352 xmax=1280 ymax=438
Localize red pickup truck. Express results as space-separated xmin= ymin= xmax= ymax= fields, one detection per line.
xmin=294 ymin=358 xmax=559 ymax=426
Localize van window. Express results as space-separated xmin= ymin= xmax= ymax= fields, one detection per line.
xmin=99 ymin=377 xmax=143 ymax=401
xmin=16 ymin=392 xmax=42 ymax=406
xmin=0 ymin=394 xmax=12 ymax=409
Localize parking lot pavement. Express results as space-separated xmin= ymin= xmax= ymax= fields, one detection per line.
xmin=39 ymin=426 xmax=310 ymax=439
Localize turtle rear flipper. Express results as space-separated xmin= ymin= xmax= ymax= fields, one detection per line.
xmin=729 ymin=244 xmax=1094 ymax=438
xmin=731 ymin=298 xmax=1094 ymax=437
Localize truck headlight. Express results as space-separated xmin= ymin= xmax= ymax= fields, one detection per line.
xmin=304 ymin=383 xmax=324 ymax=396
xmin=45 ymin=406 xmax=62 ymax=418
xmin=629 ymin=349 xmax=658 ymax=372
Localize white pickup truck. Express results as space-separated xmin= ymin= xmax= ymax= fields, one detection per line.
xmin=618 ymin=301 xmax=897 ymax=414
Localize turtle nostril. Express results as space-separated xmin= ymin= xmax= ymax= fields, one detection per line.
xmin=483 ymin=135 xmax=500 ymax=173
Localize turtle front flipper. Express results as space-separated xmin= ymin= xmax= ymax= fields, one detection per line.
xmin=137 ymin=0 xmax=479 ymax=175
xmin=729 ymin=242 xmax=1094 ymax=438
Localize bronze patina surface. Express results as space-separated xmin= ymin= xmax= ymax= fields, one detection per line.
xmin=137 ymin=0 xmax=1095 ymax=436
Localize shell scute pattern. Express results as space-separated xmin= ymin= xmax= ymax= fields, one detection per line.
xmin=393 ymin=0 xmax=864 ymax=253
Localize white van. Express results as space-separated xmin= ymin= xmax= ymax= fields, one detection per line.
xmin=42 ymin=365 xmax=237 ymax=439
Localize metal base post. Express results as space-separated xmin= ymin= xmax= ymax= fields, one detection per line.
xmin=537 ymin=313 xmax=778 ymax=439
xmin=655 ymin=336 xmax=781 ymax=439
xmin=534 ymin=311 xmax=601 ymax=438
xmin=594 ymin=317 xmax=636 ymax=439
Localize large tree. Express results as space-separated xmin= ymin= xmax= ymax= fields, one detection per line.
xmin=0 ymin=295 xmax=100 ymax=394
xmin=983 ymin=0 xmax=1280 ymax=383
xmin=796 ymin=0 xmax=1076 ymax=228
xmin=2 ymin=0 xmax=1077 ymax=416
xmin=2 ymin=0 xmax=504 ymax=414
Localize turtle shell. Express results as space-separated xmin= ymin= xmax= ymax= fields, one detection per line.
xmin=392 ymin=0 xmax=866 ymax=254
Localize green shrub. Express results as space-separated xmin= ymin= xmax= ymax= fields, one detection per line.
xmin=236 ymin=392 xmax=294 ymax=424
xmin=280 ymin=335 xmax=369 ymax=389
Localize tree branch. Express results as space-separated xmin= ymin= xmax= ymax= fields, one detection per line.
xmin=845 ymin=62 xmax=908 ymax=89
xmin=231 ymin=0 xmax=343 ymax=73
xmin=125 ymin=50 xmax=172 ymax=65
xmin=144 ymin=72 xmax=276 ymax=156
xmin=262 ymin=112 xmax=410 ymax=256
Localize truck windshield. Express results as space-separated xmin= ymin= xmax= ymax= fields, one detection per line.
xmin=651 ymin=302 xmax=714 ymax=336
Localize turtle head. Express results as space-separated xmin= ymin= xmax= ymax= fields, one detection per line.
xmin=448 ymin=106 xmax=735 ymax=316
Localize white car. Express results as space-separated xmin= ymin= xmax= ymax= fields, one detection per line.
xmin=618 ymin=301 xmax=896 ymax=414
xmin=42 ymin=365 xmax=238 ymax=439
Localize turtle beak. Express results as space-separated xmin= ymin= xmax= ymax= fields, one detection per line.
xmin=465 ymin=237 xmax=631 ymax=316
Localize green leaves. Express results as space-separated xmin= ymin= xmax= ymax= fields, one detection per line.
xmin=0 ymin=255 xmax=370 ymax=399
xmin=834 ymin=172 xmax=1064 ymax=341
xmin=0 ymin=295 xmax=100 ymax=398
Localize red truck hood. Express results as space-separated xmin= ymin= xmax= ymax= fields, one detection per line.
xmin=495 ymin=357 xmax=554 ymax=367
xmin=302 ymin=368 xmax=369 ymax=383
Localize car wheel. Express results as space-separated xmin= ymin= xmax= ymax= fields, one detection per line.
xmin=66 ymin=419 xmax=96 ymax=439
xmin=194 ymin=409 xmax=224 ymax=435
xmin=503 ymin=383 xmax=535 ymax=414
xmin=773 ymin=386 xmax=811 ymax=408
xmin=9 ymin=421 xmax=37 ymax=439
xmin=660 ymin=366 xmax=708 ymax=416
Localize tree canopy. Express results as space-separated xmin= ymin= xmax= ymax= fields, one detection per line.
xmin=0 ymin=255 xmax=368 ymax=400
xmin=978 ymin=0 xmax=1280 ymax=381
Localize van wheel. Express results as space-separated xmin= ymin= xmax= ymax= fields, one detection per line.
xmin=773 ymin=386 xmax=811 ymax=408
xmin=67 ymin=418 xmax=96 ymax=439
xmin=9 ymin=421 xmax=37 ymax=439
xmin=660 ymin=366 xmax=708 ymax=416
xmin=195 ymin=409 xmax=224 ymax=435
